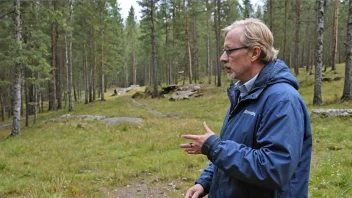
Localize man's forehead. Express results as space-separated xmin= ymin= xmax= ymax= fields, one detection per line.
xmin=224 ymin=27 xmax=243 ymax=46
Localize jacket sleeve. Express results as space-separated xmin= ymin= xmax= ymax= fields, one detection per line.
xmin=195 ymin=162 xmax=214 ymax=195
xmin=202 ymin=99 xmax=305 ymax=189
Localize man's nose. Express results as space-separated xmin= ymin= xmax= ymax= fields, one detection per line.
xmin=220 ymin=52 xmax=228 ymax=63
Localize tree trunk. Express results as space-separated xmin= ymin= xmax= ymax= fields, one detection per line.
xmin=341 ymin=0 xmax=352 ymax=101
xmin=151 ymin=0 xmax=158 ymax=97
xmin=313 ymin=0 xmax=325 ymax=105
xmin=56 ymin=29 xmax=62 ymax=109
xmin=306 ymin=21 xmax=313 ymax=75
xmin=93 ymin=40 xmax=96 ymax=101
xmin=216 ymin=0 xmax=221 ymax=87
xmin=50 ymin=22 xmax=57 ymax=111
xmin=283 ymin=0 xmax=288 ymax=63
xmin=133 ymin=51 xmax=137 ymax=85
xmin=269 ymin=0 xmax=274 ymax=35
xmin=183 ymin=0 xmax=192 ymax=84
xmin=33 ymin=84 xmax=37 ymax=124
xmin=294 ymin=0 xmax=301 ymax=76
xmin=25 ymin=79 xmax=29 ymax=127
xmin=332 ymin=0 xmax=339 ymax=71
xmin=101 ymin=31 xmax=105 ymax=101
xmin=68 ymin=0 xmax=74 ymax=111
xmin=11 ymin=0 xmax=22 ymax=136
xmin=207 ymin=0 xmax=212 ymax=85
xmin=40 ymin=90 xmax=43 ymax=113
xmin=89 ymin=33 xmax=93 ymax=103
xmin=84 ymin=43 xmax=89 ymax=104
xmin=193 ymin=10 xmax=199 ymax=83
xmin=1 ymin=93 xmax=4 ymax=122
xmin=165 ymin=14 xmax=171 ymax=85
xmin=65 ymin=30 xmax=69 ymax=108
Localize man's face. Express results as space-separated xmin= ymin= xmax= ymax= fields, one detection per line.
xmin=220 ymin=27 xmax=253 ymax=82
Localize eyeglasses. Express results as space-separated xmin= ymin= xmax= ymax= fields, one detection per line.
xmin=223 ymin=46 xmax=249 ymax=56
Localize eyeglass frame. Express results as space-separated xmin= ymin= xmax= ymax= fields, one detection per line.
xmin=223 ymin=46 xmax=249 ymax=56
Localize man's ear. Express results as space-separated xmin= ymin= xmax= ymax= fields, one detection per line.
xmin=251 ymin=46 xmax=261 ymax=62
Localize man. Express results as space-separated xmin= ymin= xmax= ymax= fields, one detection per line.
xmin=180 ymin=18 xmax=312 ymax=198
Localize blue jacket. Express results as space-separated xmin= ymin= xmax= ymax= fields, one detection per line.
xmin=196 ymin=59 xmax=312 ymax=198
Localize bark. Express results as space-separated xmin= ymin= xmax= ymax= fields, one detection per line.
xmin=206 ymin=0 xmax=212 ymax=85
xmin=133 ymin=46 xmax=137 ymax=85
xmin=0 ymin=90 xmax=5 ymax=122
xmin=11 ymin=0 xmax=22 ymax=136
xmin=68 ymin=0 xmax=74 ymax=111
xmin=307 ymin=21 xmax=313 ymax=75
xmin=269 ymin=0 xmax=274 ymax=35
xmin=40 ymin=90 xmax=43 ymax=113
xmin=164 ymin=11 xmax=171 ymax=85
xmin=332 ymin=0 xmax=339 ymax=71
xmin=1 ymin=92 xmax=4 ymax=122
xmin=93 ymin=40 xmax=96 ymax=101
xmin=341 ymin=0 xmax=352 ymax=101
xmin=25 ymin=79 xmax=29 ymax=127
xmin=33 ymin=84 xmax=37 ymax=124
xmin=294 ymin=0 xmax=300 ymax=76
xmin=192 ymin=10 xmax=199 ymax=83
xmin=216 ymin=0 xmax=221 ymax=87
xmin=183 ymin=0 xmax=192 ymax=84
xmin=151 ymin=0 xmax=158 ymax=97
xmin=101 ymin=31 xmax=105 ymax=101
xmin=283 ymin=0 xmax=288 ymax=63
xmin=89 ymin=32 xmax=93 ymax=103
xmin=56 ymin=48 xmax=62 ymax=109
xmin=313 ymin=0 xmax=325 ymax=105
xmin=50 ymin=22 xmax=57 ymax=111
xmin=65 ymin=30 xmax=68 ymax=108
xmin=84 ymin=43 xmax=88 ymax=104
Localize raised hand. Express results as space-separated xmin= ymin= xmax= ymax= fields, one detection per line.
xmin=180 ymin=122 xmax=215 ymax=155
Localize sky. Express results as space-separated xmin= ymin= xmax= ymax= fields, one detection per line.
xmin=118 ymin=0 xmax=142 ymax=23
xmin=118 ymin=0 xmax=265 ymax=23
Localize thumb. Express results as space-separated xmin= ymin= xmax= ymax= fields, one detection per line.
xmin=203 ymin=122 xmax=214 ymax=134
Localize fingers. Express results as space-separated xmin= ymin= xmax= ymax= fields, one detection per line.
xmin=184 ymin=188 xmax=194 ymax=198
xmin=184 ymin=148 xmax=199 ymax=154
xmin=203 ymin=121 xmax=215 ymax=136
xmin=192 ymin=190 xmax=202 ymax=198
xmin=181 ymin=134 xmax=199 ymax=140
xmin=203 ymin=121 xmax=211 ymax=133
xmin=184 ymin=185 xmax=204 ymax=198
xmin=180 ymin=143 xmax=192 ymax=148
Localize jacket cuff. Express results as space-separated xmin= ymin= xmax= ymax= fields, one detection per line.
xmin=195 ymin=179 xmax=210 ymax=196
xmin=201 ymin=134 xmax=221 ymax=158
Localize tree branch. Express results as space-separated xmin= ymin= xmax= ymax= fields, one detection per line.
xmin=0 ymin=10 xmax=14 ymax=21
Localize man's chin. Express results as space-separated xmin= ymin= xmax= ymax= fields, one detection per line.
xmin=227 ymin=73 xmax=237 ymax=81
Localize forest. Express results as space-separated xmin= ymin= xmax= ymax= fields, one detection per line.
xmin=0 ymin=0 xmax=351 ymax=135
xmin=0 ymin=0 xmax=352 ymax=197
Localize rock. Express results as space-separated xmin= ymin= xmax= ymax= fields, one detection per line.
xmin=102 ymin=117 xmax=143 ymax=125
xmin=132 ymin=92 xmax=145 ymax=99
xmin=333 ymin=76 xmax=343 ymax=81
xmin=311 ymin=109 xmax=352 ymax=118
xmin=170 ymin=90 xmax=197 ymax=101
xmin=0 ymin=123 xmax=12 ymax=129
xmin=322 ymin=77 xmax=333 ymax=82
xmin=43 ymin=114 xmax=143 ymax=126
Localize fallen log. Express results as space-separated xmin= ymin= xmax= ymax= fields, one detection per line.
xmin=310 ymin=109 xmax=352 ymax=118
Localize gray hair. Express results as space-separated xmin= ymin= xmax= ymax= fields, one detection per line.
xmin=222 ymin=18 xmax=279 ymax=63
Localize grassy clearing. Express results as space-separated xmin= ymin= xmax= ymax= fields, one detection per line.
xmin=1 ymin=63 xmax=352 ymax=197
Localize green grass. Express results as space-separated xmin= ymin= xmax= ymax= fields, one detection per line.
xmin=0 ymin=63 xmax=352 ymax=197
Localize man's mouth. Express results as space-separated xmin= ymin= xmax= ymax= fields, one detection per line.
xmin=224 ymin=66 xmax=232 ymax=73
